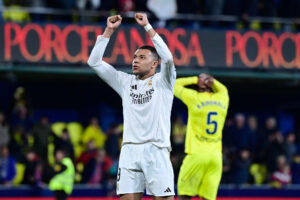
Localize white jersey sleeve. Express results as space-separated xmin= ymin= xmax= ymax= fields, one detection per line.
xmin=151 ymin=34 xmax=176 ymax=89
xmin=87 ymin=35 xmax=129 ymax=96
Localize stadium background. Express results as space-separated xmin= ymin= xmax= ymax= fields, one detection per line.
xmin=0 ymin=0 xmax=300 ymax=199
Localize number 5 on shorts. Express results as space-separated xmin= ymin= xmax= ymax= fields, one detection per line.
xmin=206 ymin=112 xmax=218 ymax=134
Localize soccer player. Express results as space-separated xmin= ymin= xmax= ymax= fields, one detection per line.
xmin=87 ymin=13 xmax=176 ymax=200
xmin=175 ymin=74 xmax=229 ymax=200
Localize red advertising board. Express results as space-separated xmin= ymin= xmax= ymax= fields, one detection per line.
xmin=0 ymin=22 xmax=299 ymax=70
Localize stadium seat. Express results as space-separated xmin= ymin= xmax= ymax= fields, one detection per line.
xmin=250 ymin=163 xmax=267 ymax=185
xmin=51 ymin=122 xmax=66 ymax=137
xmin=13 ymin=163 xmax=25 ymax=185
xmin=74 ymin=144 xmax=83 ymax=159
xmin=48 ymin=143 xmax=55 ymax=166
xmin=67 ymin=122 xmax=84 ymax=158
xmin=67 ymin=122 xmax=83 ymax=145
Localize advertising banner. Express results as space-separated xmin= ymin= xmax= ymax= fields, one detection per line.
xmin=0 ymin=22 xmax=299 ymax=70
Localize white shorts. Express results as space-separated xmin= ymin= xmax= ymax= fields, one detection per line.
xmin=117 ymin=143 xmax=174 ymax=196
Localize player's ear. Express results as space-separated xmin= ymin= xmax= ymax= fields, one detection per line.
xmin=152 ymin=59 xmax=159 ymax=69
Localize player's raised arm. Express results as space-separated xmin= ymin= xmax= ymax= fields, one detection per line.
xmin=87 ymin=15 xmax=126 ymax=96
xmin=87 ymin=15 xmax=122 ymax=67
xmin=210 ymin=78 xmax=228 ymax=96
xmin=135 ymin=13 xmax=175 ymax=85
xmin=174 ymin=76 xmax=198 ymax=104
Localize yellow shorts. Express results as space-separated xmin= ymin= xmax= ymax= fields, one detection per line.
xmin=177 ymin=152 xmax=222 ymax=200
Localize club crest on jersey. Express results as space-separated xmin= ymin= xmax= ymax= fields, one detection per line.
xmin=147 ymin=80 xmax=152 ymax=87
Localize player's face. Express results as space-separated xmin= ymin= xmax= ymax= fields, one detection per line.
xmin=132 ymin=49 xmax=157 ymax=77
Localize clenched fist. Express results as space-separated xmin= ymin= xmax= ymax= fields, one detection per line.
xmin=107 ymin=15 xmax=122 ymax=30
xmin=135 ymin=13 xmax=149 ymax=27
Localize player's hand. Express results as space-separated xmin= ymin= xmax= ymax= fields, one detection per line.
xmin=107 ymin=15 xmax=122 ymax=30
xmin=204 ymin=75 xmax=214 ymax=88
xmin=198 ymin=73 xmax=209 ymax=89
xmin=135 ymin=13 xmax=149 ymax=27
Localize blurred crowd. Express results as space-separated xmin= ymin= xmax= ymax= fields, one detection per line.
xmin=1 ymin=86 xmax=300 ymax=193
xmin=1 ymin=0 xmax=300 ymax=29
xmin=0 ymin=89 xmax=121 ymax=196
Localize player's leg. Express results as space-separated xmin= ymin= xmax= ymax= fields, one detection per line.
xmin=142 ymin=144 xmax=175 ymax=197
xmin=117 ymin=144 xmax=146 ymax=198
xmin=177 ymin=154 xmax=205 ymax=197
xmin=198 ymin=153 xmax=222 ymax=200
xmin=120 ymin=193 xmax=143 ymax=200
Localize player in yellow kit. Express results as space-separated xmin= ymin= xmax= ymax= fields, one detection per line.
xmin=175 ymin=73 xmax=229 ymax=200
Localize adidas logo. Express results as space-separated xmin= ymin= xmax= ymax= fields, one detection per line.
xmin=164 ymin=187 xmax=171 ymax=193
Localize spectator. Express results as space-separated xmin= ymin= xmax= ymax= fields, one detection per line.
xmin=53 ymin=128 xmax=75 ymax=161
xmin=34 ymin=162 xmax=43 ymax=187
xmin=231 ymin=113 xmax=255 ymax=153
xmin=81 ymin=149 xmax=113 ymax=184
xmin=171 ymin=115 xmax=186 ymax=153
xmin=284 ymin=132 xmax=297 ymax=165
xmin=291 ymin=152 xmax=300 ymax=184
xmin=22 ymin=149 xmax=40 ymax=185
xmin=264 ymin=116 xmax=278 ymax=136
xmin=253 ymin=116 xmax=277 ymax=161
xmin=11 ymin=104 xmax=33 ymax=132
xmin=271 ymin=155 xmax=292 ymax=188
xmin=262 ymin=130 xmax=287 ymax=173
xmin=232 ymin=149 xmax=252 ymax=185
xmin=31 ymin=116 xmax=53 ymax=163
xmin=0 ymin=112 xmax=10 ymax=148
xmin=9 ymin=87 xmax=32 ymax=122
xmin=9 ymin=125 xmax=29 ymax=163
xmin=221 ymin=148 xmax=232 ymax=184
xmin=248 ymin=115 xmax=264 ymax=162
xmin=77 ymin=140 xmax=98 ymax=165
xmin=0 ymin=145 xmax=16 ymax=185
xmin=223 ymin=116 xmax=234 ymax=150
xmin=105 ymin=124 xmax=121 ymax=160
xmin=82 ymin=117 xmax=106 ymax=149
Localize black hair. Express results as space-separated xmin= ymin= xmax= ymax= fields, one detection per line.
xmin=138 ymin=45 xmax=160 ymax=61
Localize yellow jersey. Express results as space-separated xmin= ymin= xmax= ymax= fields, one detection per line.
xmin=174 ymin=77 xmax=229 ymax=155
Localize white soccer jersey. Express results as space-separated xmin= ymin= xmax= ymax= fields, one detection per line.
xmin=88 ymin=33 xmax=176 ymax=149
